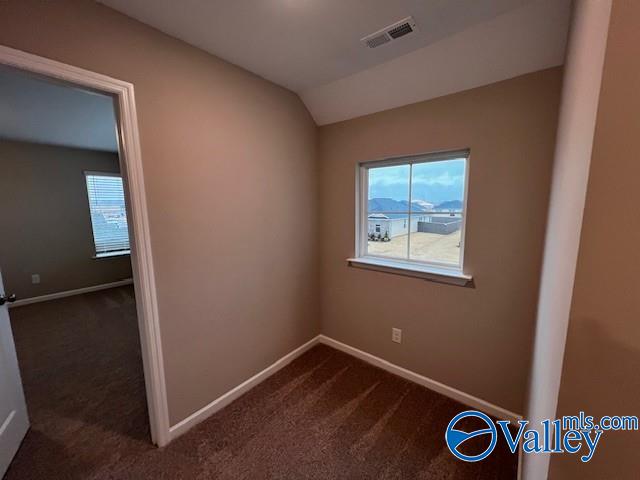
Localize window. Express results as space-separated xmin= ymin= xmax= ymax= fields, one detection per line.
xmin=85 ymin=172 xmax=130 ymax=257
xmin=351 ymin=150 xmax=471 ymax=283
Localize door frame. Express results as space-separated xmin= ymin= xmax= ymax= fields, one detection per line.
xmin=0 ymin=45 xmax=170 ymax=446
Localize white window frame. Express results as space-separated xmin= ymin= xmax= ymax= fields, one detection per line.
xmin=349 ymin=149 xmax=473 ymax=286
xmin=84 ymin=170 xmax=131 ymax=258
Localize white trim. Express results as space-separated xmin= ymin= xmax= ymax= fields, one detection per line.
xmin=522 ymin=2 xmax=612 ymax=479
xmin=168 ymin=336 xmax=321 ymax=441
xmin=168 ymin=333 xmax=521 ymax=442
xmin=355 ymin=150 xmax=471 ymax=280
xmin=347 ymin=256 xmax=472 ymax=286
xmin=0 ymin=45 xmax=170 ymax=447
xmin=318 ymin=335 xmax=522 ymax=423
xmin=93 ymin=250 xmax=131 ymax=259
xmin=9 ymin=279 xmax=133 ymax=308
xmin=518 ymin=442 xmax=524 ymax=480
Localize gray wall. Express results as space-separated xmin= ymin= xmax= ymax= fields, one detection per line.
xmin=0 ymin=140 xmax=133 ymax=299
xmin=0 ymin=0 xmax=320 ymax=426
xmin=418 ymin=219 xmax=461 ymax=235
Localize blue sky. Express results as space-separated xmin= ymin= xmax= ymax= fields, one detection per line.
xmin=368 ymin=158 xmax=466 ymax=204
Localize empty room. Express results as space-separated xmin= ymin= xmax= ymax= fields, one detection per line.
xmin=0 ymin=1 xmax=637 ymax=479
xmin=0 ymin=63 xmax=150 ymax=475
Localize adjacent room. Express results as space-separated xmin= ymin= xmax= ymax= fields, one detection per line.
xmin=0 ymin=1 xmax=637 ymax=479
xmin=0 ymin=64 xmax=151 ymax=471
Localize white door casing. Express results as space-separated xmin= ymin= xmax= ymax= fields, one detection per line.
xmin=0 ymin=44 xmax=170 ymax=446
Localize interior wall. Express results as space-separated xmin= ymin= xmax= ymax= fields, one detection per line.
xmin=522 ymin=1 xmax=612 ymax=478
xmin=318 ymin=68 xmax=562 ymax=414
xmin=0 ymin=0 xmax=320 ymax=425
xmin=0 ymin=139 xmax=132 ymax=299
xmin=550 ymin=1 xmax=640 ymax=478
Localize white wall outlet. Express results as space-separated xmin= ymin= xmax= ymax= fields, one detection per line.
xmin=31 ymin=274 xmax=40 ymax=284
xmin=392 ymin=327 xmax=402 ymax=344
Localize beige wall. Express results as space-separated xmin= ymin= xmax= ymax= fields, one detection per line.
xmin=0 ymin=140 xmax=132 ymax=299
xmin=551 ymin=1 xmax=640 ymax=478
xmin=318 ymin=68 xmax=562 ymax=414
xmin=0 ymin=0 xmax=569 ymax=434
xmin=0 ymin=0 xmax=320 ymax=425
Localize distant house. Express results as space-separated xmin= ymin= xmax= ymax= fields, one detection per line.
xmin=368 ymin=213 xmax=462 ymax=238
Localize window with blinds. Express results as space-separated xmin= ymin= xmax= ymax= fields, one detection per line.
xmin=85 ymin=172 xmax=130 ymax=257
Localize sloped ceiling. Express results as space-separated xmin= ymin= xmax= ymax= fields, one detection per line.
xmin=99 ymin=0 xmax=571 ymax=125
xmin=303 ymin=0 xmax=571 ymax=124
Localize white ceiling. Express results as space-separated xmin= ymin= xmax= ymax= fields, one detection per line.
xmin=99 ymin=0 xmax=533 ymax=91
xmin=0 ymin=65 xmax=118 ymax=151
xmin=303 ymin=0 xmax=571 ymax=125
xmin=99 ymin=0 xmax=571 ymax=125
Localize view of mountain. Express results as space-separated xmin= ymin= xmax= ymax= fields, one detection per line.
xmin=435 ymin=200 xmax=463 ymax=210
xmin=368 ymin=198 xmax=416 ymax=212
xmin=411 ymin=199 xmax=434 ymax=210
xmin=368 ymin=198 xmax=462 ymax=213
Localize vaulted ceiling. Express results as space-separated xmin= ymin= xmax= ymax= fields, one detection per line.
xmin=99 ymin=0 xmax=571 ymax=124
xmin=98 ymin=1 xmax=572 ymax=125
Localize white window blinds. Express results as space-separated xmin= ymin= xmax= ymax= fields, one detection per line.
xmin=85 ymin=173 xmax=130 ymax=256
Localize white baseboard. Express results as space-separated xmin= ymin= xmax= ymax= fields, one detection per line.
xmin=169 ymin=333 xmax=522 ymax=443
xmin=168 ymin=335 xmax=321 ymax=441
xmin=318 ymin=335 xmax=522 ymax=423
xmin=9 ymin=279 xmax=134 ymax=308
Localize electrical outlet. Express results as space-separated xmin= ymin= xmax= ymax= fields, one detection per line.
xmin=392 ymin=327 xmax=402 ymax=344
xmin=31 ymin=274 xmax=40 ymax=284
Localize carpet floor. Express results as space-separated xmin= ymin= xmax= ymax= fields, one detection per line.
xmin=6 ymin=286 xmax=517 ymax=479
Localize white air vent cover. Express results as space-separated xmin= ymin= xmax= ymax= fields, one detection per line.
xmin=361 ymin=16 xmax=418 ymax=49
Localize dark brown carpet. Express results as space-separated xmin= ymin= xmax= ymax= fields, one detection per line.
xmin=6 ymin=286 xmax=517 ymax=479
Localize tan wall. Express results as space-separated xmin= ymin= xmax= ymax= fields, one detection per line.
xmin=0 ymin=0 xmax=320 ymax=425
xmin=0 ymin=140 xmax=132 ymax=298
xmin=551 ymin=1 xmax=640 ymax=478
xmin=318 ymin=68 xmax=562 ymax=414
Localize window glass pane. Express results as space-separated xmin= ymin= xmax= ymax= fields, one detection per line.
xmin=85 ymin=174 xmax=130 ymax=255
xmin=409 ymin=159 xmax=466 ymax=265
xmin=367 ymin=164 xmax=410 ymax=211
xmin=366 ymin=219 xmax=409 ymax=260
xmin=367 ymin=164 xmax=410 ymax=259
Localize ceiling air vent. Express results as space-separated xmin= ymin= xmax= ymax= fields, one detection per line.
xmin=361 ymin=16 xmax=418 ymax=49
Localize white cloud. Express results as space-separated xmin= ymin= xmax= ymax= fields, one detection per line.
xmin=412 ymin=172 xmax=464 ymax=186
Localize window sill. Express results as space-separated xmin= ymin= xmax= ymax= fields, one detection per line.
xmin=93 ymin=250 xmax=131 ymax=259
xmin=347 ymin=256 xmax=473 ymax=286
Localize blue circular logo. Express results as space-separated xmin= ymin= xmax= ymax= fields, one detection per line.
xmin=445 ymin=410 xmax=497 ymax=462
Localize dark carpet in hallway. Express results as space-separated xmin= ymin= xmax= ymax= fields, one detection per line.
xmin=6 ymin=286 xmax=517 ymax=479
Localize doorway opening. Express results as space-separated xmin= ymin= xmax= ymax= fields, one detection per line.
xmin=0 ymin=46 xmax=168 ymax=478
